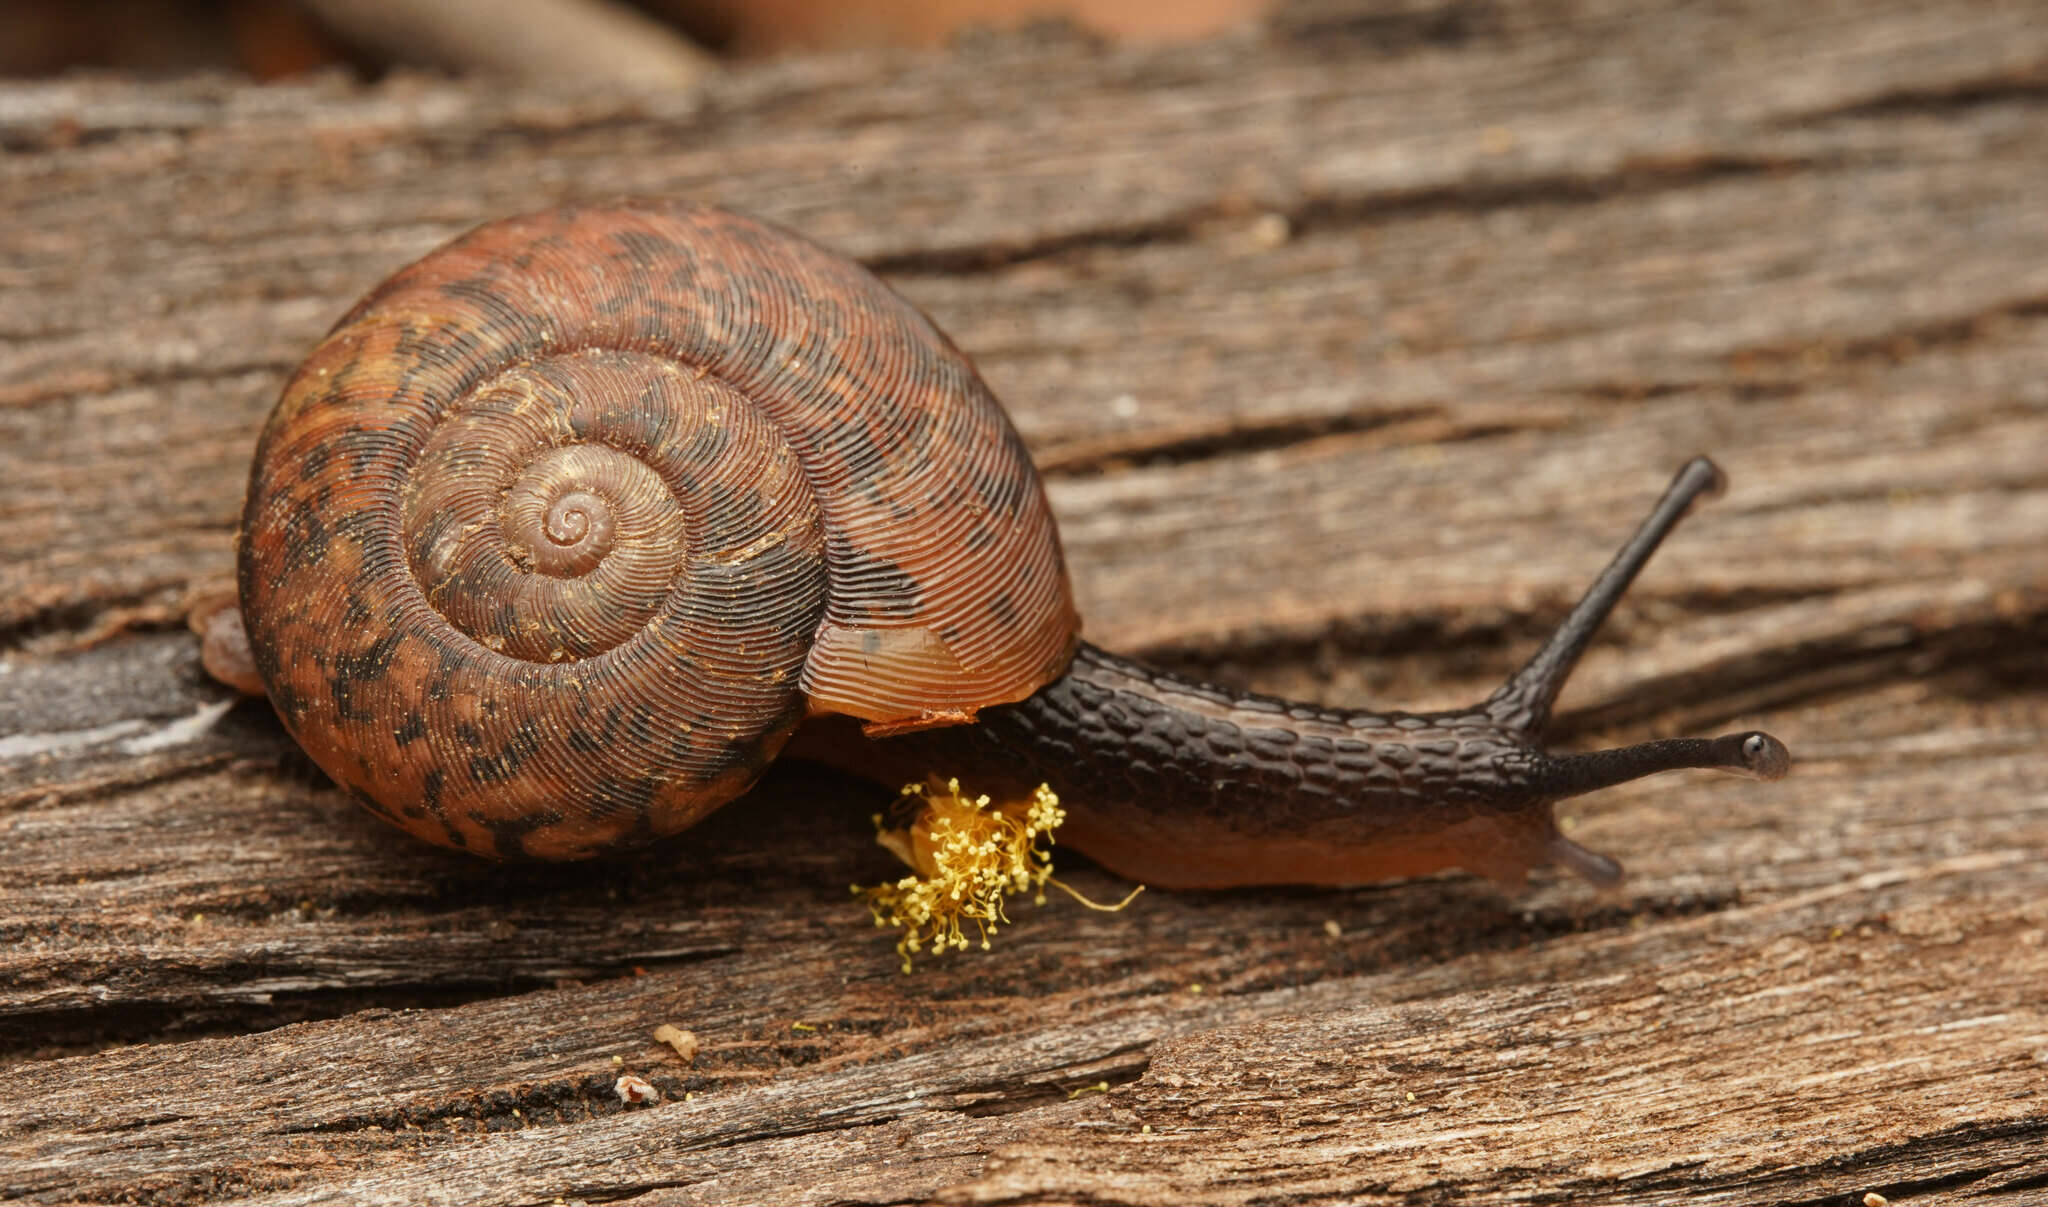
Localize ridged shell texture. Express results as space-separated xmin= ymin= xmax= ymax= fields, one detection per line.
xmin=237 ymin=201 xmax=1079 ymax=858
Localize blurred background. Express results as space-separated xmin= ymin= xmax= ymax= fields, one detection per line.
xmin=2 ymin=0 xmax=1275 ymax=81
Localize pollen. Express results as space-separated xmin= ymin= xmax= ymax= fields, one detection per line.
xmin=855 ymin=777 xmax=1066 ymax=974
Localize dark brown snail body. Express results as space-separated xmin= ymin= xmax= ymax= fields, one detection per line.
xmin=225 ymin=200 xmax=1788 ymax=886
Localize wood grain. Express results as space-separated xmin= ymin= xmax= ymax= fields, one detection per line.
xmin=2 ymin=0 xmax=2044 ymax=1202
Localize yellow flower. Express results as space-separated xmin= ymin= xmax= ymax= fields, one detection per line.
xmin=855 ymin=778 xmax=1066 ymax=974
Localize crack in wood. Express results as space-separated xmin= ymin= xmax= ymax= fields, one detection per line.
xmin=1771 ymin=72 xmax=2048 ymax=127
xmin=1728 ymin=294 xmax=2048 ymax=375
xmin=953 ymin=1049 xmax=1152 ymax=1119
xmin=1036 ymin=405 xmax=1452 ymax=476
xmin=0 ymin=948 xmax=743 ymax=1060
xmin=1698 ymin=1117 xmax=2048 ymax=1207
xmin=866 ymin=155 xmax=1822 ymax=282
xmin=274 ymin=1071 xmax=655 ymax=1137
xmin=0 ymin=358 xmax=290 ymax=410
xmin=1554 ymin=614 xmax=2048 ymax=741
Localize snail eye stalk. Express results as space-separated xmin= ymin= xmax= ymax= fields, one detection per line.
xmin=1486 ymin=456 xmax=1729 ymax=738
xmin=1471 ymin=456 xmax=1791 ymax=885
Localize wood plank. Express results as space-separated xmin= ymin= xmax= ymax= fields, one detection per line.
xmin=6 ymin=1 xmax=2048 ymax=638
xmin=2 ymin=0 xmax=2044 ymax=1202
xmin=4 ymin=684 xmax=2041 ymax=1203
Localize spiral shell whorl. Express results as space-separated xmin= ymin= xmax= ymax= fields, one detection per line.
xmin=238 ymin=202 xmax=1078 ymax=858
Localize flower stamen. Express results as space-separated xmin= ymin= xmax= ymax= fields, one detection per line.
xmin=854 ymin=777 xmax=1082 ymax=973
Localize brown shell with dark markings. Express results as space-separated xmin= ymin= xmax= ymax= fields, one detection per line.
xmin=238 ymin=201 xmax=1080 ymax=859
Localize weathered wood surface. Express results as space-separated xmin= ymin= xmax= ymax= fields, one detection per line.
xmin=2 ymin=0 xmax=2045 ymax=1202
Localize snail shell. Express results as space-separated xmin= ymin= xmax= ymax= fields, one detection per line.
xmin=238 ymin=201 xmax=1077 ymax=859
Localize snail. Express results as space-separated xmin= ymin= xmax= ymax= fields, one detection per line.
xmin=207 ymin=199 xmax=1789 ymax=893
